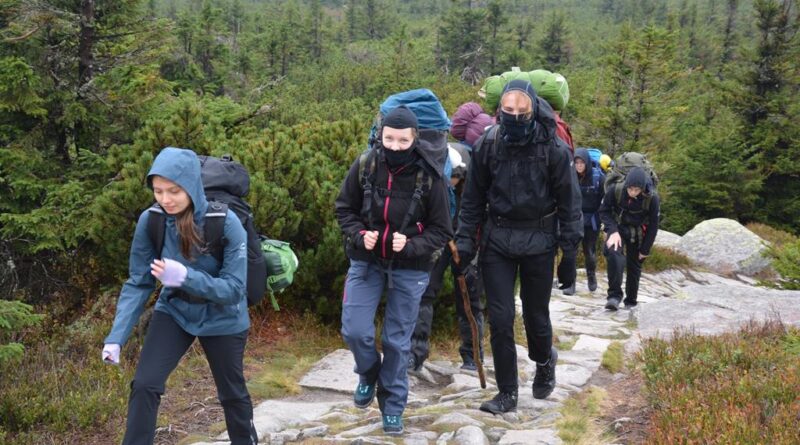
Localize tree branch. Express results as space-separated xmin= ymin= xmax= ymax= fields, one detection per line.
xmin=3 ymin=25 xmax=42 ymax=42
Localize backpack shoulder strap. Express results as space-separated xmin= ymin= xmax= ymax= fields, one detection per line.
xmin=397 ymin=167 xmax=431 ymax=235
xmin=204 ymin=201 xmax=229 ymax=262
xmin=358 ymin=150 xmax=378 ymax=229
xmin=472 ymin=124 xmax=500 ymax=156
xmin=146 ymin=204 xmax=166 ymax=259
xmin=642 ymin=193 xmax=652 ymax=213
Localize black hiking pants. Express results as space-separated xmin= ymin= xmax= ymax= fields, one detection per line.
xmin=411 ymin=248 xmax=484 ymax=367
xmin=582 ymin=227 xmax=600 ymax=275
xmin=555 ymin=245 xmax=577 ymax=287
xmin=481 ymin=245 xmax=555 ymax=393
xmin=122 ymin=311 xmax=257 ymax=445
xmin=557 ymin=226 xmax=600 ymax=286
xmin=604 ymin=238 xmax=644 ymax=305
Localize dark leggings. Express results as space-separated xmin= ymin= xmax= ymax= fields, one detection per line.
xmin=122 ymin=311 xmax=257 ymax=445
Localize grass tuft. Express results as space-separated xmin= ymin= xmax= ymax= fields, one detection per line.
xmin=557 ymin=386 xmax=612 ymax=444
xmin=601 ymin=341 xmax=624 ymax=373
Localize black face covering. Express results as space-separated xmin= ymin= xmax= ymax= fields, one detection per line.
xmin=500 ymin=111 xmax=536 ymax=145
xmin=383 ymin=144 xmax=418 ymax=169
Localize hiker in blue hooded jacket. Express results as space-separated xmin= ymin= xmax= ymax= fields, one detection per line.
xmin=598 ymin=166 xmax=660 ymax=311
xmin=335 ymin=106 xmax=453 ymax=436
xmin=103 ymin=147 xmax=258 ymax=445
xmin=456 ymin=80 xmax=582 ymax=414
xmin=558 ymin=148 xmax=605 ymax=293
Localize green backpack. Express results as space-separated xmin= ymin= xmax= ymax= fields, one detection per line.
xmin=603 ymin=152 xmax=659 ymax=192
xmin=260 ymin=237 xmax=299 ymax=311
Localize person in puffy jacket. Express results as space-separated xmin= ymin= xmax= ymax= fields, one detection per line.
xmin=456 ymin=80 xmax=582 ymax=414
xmin=335 ymin=106 xmax=453 ymax=436
xmin=598 ymin=167 xmax=660 ymax=311
xmin=557 ymin=149 xmax=605 ymax=293
xmin=450 ymin=102 xmax=494 ymax=147
xmin=103 ymin=147 xmax=257 ymax=445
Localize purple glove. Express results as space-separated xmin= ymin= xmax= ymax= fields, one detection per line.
xmin=152 ymin=258 xmax=188 ymax=287
xmin=102 ymin=343 xmax=120 ymax=365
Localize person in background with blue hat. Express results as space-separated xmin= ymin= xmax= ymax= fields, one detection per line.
xmin=455 ymin=80 xmax=582 ymax=414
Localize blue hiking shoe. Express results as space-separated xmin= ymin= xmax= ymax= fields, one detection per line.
xmin=382 ymin=414 xmax=404 ymax=436
xmin=353 ymin=382 xmax=376 ymax=408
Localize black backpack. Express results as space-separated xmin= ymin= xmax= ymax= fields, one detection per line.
xmin=146 ymin=155 xmax=268 ymax=307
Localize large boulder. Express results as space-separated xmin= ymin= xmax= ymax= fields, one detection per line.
xmin=653 ymin=229 xmax=681 ymax=251
xmin=676 ymin=218 xmax=770 ymax=276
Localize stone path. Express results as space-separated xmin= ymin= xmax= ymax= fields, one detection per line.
xmin=192 ymin=268 xmax=800 ymax=445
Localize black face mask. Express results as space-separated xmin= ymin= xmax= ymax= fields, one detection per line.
xmin=500 ymin=111 xmax=536 ymax=145
xmin=383 ymin=145 xmax=417 ymax=169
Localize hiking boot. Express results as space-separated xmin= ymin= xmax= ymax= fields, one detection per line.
xmin=587 ymin=272 xmax=597 ymax=292
xmin=479 ymin=390 xmax=518 ymax=414
xmin=353 ymin=381 xmax=376 ymax=408
xmin=562 ymin=282 xmax=576 ymax=296
xmin=533 ymin=347 xmax=558 ymax=399
xmin=605 ymin=297 xmax=620 ymax=311
xmin=382 ymin=415 xmax=404 ymax=436
xmin=624 ymin=300 xmax=638 ymax=309
xmin=460 ymin=358 xmax=478 ymax=371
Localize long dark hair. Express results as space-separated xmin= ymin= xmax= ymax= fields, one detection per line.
xmin=175 ymin=205 xmax=203 ymax=261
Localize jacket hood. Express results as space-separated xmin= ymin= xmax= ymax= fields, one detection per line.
xmin=574 ymin=148 xmax=590 ymax=166
xmin=624 ymin=166 xmax=648 ymax=190
xmin=147 ymin=147 xmax=208 ymax=221
xmin=414 ymin=138 xmax=447 ymax=178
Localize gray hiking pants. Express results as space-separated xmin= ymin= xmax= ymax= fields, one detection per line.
xmin=341 ymin=260 xmax=429 ymax=416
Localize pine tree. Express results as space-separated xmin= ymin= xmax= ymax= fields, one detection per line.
xmin=538 ymin=12 xmax=571 ymax=70
xmin=485 ymin=0 xmax=508 ymax=74
xmin=0 ymin=300 xmax=43 ymax=364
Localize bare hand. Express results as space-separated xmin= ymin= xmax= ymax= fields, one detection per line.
xmin=606 ymin=232 xmax=622 ymax=251
xmin=392 ymin=232 xmax=407 ymax=252
xmin=638 ymin=253 xmax=648 ymax=261
xmin=363 ymin=231 xmax=379 ymax=251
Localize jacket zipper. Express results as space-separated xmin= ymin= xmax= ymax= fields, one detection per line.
xmin=382 ymin=171 xmax=393 ymax=258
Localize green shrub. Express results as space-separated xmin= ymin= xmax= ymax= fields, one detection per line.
xmin=769 ymin=239 xmax=800 ymax=290
xmin=640 ymin=319 xmax=800 ymax=444
xmin=746 ymin=223 xmax=798 ymax=248
xmin=0 ymin=295 xmax=130 ymax=443
xmin=642 ymin=246 xmax=692 ymax=273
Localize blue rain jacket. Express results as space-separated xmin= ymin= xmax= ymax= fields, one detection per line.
xmin=105 ymin=147 xmax=249 ymax=346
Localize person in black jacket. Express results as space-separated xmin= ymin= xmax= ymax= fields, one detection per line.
xmin=598 ymin=166 xmax=660 ymax=310
xmin=574 ymin=148 xmax=605 ymax=291
xmin=456 ymin=80 xmax=582 ymax=414
xmin=335 ymin=106 xmax=453 ymax=435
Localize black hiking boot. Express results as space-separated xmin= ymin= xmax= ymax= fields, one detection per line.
xmin=605 ymin=297 xmax=620 ymax=311
xmin=532 ymin=347 xmax=558 ymax=399
xmin=587 ymin=271 xmax=597 ymax=292
xmin=562 ymin=282 xmax=576 ymax=296
xmin=479 ymin=390 xmax=518 ymax=414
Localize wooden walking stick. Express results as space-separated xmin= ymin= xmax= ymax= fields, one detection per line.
xmin=448 ymin=240 xmax=486 ymax=388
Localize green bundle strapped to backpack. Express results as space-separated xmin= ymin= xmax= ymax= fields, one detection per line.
xmin=260 ymin=237 xmax=299 ymax=311
xmin=480 ymin=67 xmax=570 ymax=112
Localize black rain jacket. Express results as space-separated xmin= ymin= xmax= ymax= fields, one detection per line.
xmin=455 ymin=98 xmax=582 ymax=258
xmin=335 ymin=141 xmax=454 ymax=271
